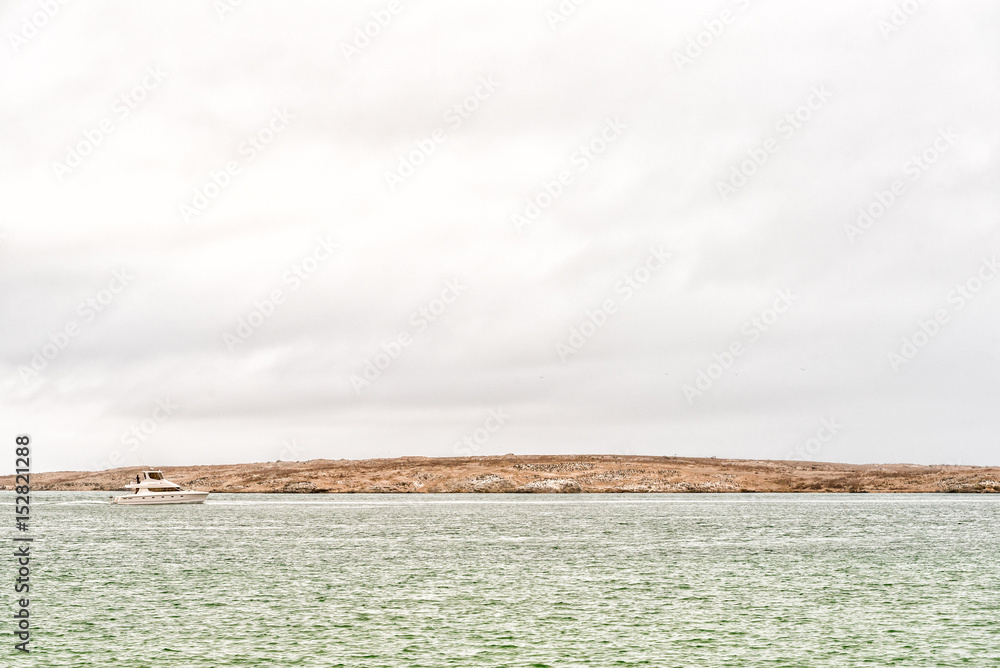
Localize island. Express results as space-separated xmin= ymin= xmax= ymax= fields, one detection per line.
xmin=2 ymin=455 xmax=999 ymax=493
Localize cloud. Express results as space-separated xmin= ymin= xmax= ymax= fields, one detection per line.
xmin=2 ymin=0 xmax=999 ymax=472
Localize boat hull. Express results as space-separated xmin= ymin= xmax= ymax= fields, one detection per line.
xmin=111 ymin=492 xmax=209 ymax=505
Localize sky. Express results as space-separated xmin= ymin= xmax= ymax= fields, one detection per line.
xmin=1 ymin=0 xmax=998 ymax=474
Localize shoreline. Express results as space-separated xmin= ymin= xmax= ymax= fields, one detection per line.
xmin=2 ymin=454 xmax=999 ymax=494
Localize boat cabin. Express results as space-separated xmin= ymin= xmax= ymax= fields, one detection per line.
xmin=125 ymin=470 xmax=183 ymax=493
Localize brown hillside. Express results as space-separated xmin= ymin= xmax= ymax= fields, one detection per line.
xmin=3 ymin=455 xmax=999 ymax=493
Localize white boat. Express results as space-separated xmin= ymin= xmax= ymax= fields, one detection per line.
xmin=111 ymin=470 xmax=209 ymax=505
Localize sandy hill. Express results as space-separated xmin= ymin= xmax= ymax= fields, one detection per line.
xmin=3 ymin=455 xmax=999 ymax=493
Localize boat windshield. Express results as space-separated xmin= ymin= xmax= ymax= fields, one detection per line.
xmin=147 ymin=472 xmax=164 ymax=480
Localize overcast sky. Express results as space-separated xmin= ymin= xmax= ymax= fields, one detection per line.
xmin=2 ymin=0 xmax=998 ymax=474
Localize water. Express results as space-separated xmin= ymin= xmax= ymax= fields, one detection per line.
xmin=3 ymin=493 xmax=999 ymax=666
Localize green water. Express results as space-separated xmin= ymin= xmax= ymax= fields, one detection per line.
xmin=3 ymin=493 xmax=999 ymax=666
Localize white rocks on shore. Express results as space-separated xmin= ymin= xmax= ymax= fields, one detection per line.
xmin=515 ymin=479 xmax=582 ymax=493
